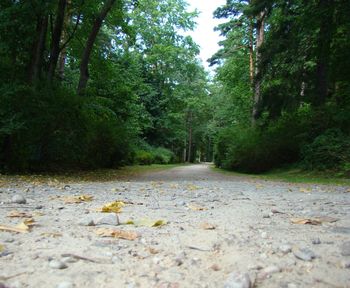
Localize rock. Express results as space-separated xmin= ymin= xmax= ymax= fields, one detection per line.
xmin=261 ymin=232 xmax=268 ymax=239
xmin=293 ymin=247 xmax=316 ymax=261
xmin=57 ymin=282 xmax=73 ymax=288
xmin=311 ymin=238 xmax=321 ymax=245
xmin=35 ymin=205 xmax=43 ymax=209
xmin=78 ymin=217 xmax=95 ymax=226
xmin=340 ymin=241 xmax=350 ymax=256
xmin=49 ymin=260 xmax=68 ymax=269
xmin=11 ymin=195 xmax=26 ymax=204
xmin=224 ymin=272 xmax=251 ymax=288
xmin=176 ymin=200 xmax=186 ymax=206
xmin=262 ymin=214 xmax=270 ymax=219
xmin=95 ymin=213 xmax=119 ymax=226
xmin=340 ymin=259 xmax=350 ymax=269
xmin=262 ymin=265 xmax=281 ymax=274
xmin=279 ymin=244 xmax=292 ymax=254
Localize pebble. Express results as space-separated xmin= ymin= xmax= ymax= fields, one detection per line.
xmin=11 ymin=195 xmax=26 ymax=204
xmin=340 ymin=241 xmax=350 ymax=256
xmin=78 ymin=217 xmax=95 ymax=226
xmin=35 ymin=205 xmax=43 ymax=209
xmin=49 ymin=260 xmax=68 ymax=269
xmin=293 ymin=247 xmax=316 ymax=261
xmin=279 ymin=244 xmax=292 ymax=254
xmin=224 ymin=272 xmax=251 ymax=288
xmin=57 ymin=282 xmax=73 ymax=288
xmin=95 ymin=213 xmax=119 ymax=226
xmin=261 ymin=232 xmax=268 ymax=239
xmin=312 ymin=238 xmax=321 ymax=245
xmin=262 ymin=265 xmax=281 ymax=274
xmin=340 ymin=259 xmax=350 ymax=269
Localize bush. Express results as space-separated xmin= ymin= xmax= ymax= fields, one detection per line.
xmin=134 ymin=150 xmax=154 ymax=165
xmin=215 ymin=107 xmax=312 ymax=173
xmin=152 ymin=147 xmax=175 ymax=164
xmin=301 ymin=129 xmax=350 ymax=171
xmin=0 ymin=83 xmax=134 ymax=172
xmin=133 ymin=146 xmax=175 ymax=165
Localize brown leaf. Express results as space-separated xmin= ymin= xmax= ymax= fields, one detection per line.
xmin=95 ymin=228 xmax=138 ymax=240
xmin=291 ymin=218 xmax=322 ymax=225
xmin=200 ymin=222 xmax=216 ymax=230
xmin=0 ymin=219 xmax=34 ymax=233
xmin=7 ymin=211 xmax=32 ymax=218
xmin=63 ymin=195 xmax=93 ymax=204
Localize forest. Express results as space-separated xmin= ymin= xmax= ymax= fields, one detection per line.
xmin=0 ymin=0 xmax=349 ymax=176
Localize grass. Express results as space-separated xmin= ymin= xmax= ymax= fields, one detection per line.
xmin=0 ymin=163 xmax=184 ymax=185
xmin=211 ymin=165 xmax=350 ymax=186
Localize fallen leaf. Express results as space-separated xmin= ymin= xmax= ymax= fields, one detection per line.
xmin=7 ymin=211 xmax=32 ymax=218
xmin=0 ymin=219 xmax=34 ymax=233
xmin=187 ymin=184 xmax=200 ymax=191
xmin=64 ymin=195 xmax=93 ymax=204
xmin=313 ymin=216 xmax=339 ymax=223
xmin=188 ymin=204 xmax=207 ymax=211
xmin=125 ymin=218 xmax=167 ymax=227
xmin=41 ymin=232 xmax=62 ymax=238
xmin=149 ymin=247 xmax=160 ymax=254
xmin=101 ymin=201 xmax=125 ymax=213
xmin=0 ymin=243 xmax=4 ymax=252
xmin=200 ymin=222 xmax=216 ymax=230
xmin=95 ymin=228 xmax=138 ymax=240
xmin=299 ymin=188 xmax=311 ymax=193
xmin=291 ymin=218 xmax=321 ymax=225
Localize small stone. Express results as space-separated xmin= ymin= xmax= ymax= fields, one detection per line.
xmin=49 ymin=260 xmax=68 ymax=269
xmin=261 ymin=232 xmax=268 ymax=239
xmin=95 ymin=213 xmax=119 ymax=226
xmin=78 ymin=217 xmax=95 ymax=226
xmin=176 ymin=200 xmax=186 ymax=206
xmin=279 ymin=244 xmax=292 ymax=254
xmin=35 ymin=205 xmax=43 ymax=209
xmin=57 ymin=281 xmax=73 ymax=288
xmin=11 ymin=195 xmax=26 ymax=204
xmin=224 ymin=272 xmax=251 ymax=288
xmin=340 ymin=241 xmax=350 ymax=256
xmin=262 ymin=265 xmax=281 ymax=274
xmin=262 ymin=214 xmax=270 ymax=219
xmin=293 ymin=247 xmax=316 ymax=261
xmin=311 ymin=238 xmax=321 ymax=245
xmin=340 ymin=259 xmax=350 ymax=269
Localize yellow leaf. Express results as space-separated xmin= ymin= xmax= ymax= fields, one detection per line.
xmin=64 ymin=195 xmax=93 ymax=204
xmin=7 ymin=211 xmax=32 ymax=218
xmin=0 ymin=244 xmax=4 ymax=252
xmin=95 ymin=228 xmax=138 ymax=240
xmin=0 ymin=219 xmax=32 ymax=233
xmin=299 ymin=188 xmax=311 ymax=193
xmin=188 ymin=204 xmax=207 ymax=211
xmin=124 ymin=218 xmax=166 ymax=227
xmin=187 ymin=184 xmax=200 ymax=191
xmin=101 ymin=201 xmax=125 ymax=213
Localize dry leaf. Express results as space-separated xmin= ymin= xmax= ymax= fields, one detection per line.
xmin=0 ymin=243 xmax=4 ymax=252
xmin=7 ymin=211 xmax=32 ymax=218
xmin=125 ymin=218 xmax=166 ymax=227
xmin=187 ymin=184 xmax=200 ymax=191
xmin=0 ymin=219 xmax=34 ymax=233
xmin=101 ymin=201 xmax=125 ymax=213
xmin=95 ymin=228 xmax=138 ymax=240
xmin=313 ymin=216 xmax=338 ymax=223
xmin=299 ymin=188 xmax=311 ymax=193
xmin=291 ymin=218 xmax=321 ymax=225
xmin=64 ymin=195 xmax=93 ymax=204
xmin=41 ymin=232 xmax=62 ymax=238
xmin=188 ymin=204 xmax=207 ymax=211
xmin=149 ymin=247 xmax=160 ymax=254
xmin=200 ymin=222 xmax=216 ymax=230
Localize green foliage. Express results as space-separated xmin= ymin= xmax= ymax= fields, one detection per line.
xmin=133 ymin=144 xmax=175 ymax=165
xmin=301 ymin=129 xmax=350 ymax=173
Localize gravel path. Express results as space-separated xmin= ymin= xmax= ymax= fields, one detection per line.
xmin=0 ymin=164 xmax=350 ymax=288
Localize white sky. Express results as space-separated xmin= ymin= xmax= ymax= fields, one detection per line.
xmin=186 ymin=0 xmax=226 ymax=70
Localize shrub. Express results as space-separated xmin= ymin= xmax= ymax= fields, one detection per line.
xmin=301 ymin=129 xmax=350 ymax=171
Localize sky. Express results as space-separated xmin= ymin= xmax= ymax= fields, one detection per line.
xmin=186 ymin=0 xmax=226 ymax=70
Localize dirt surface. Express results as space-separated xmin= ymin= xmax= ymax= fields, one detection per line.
xmin=0 ymin=164 xmax=350 ymax=288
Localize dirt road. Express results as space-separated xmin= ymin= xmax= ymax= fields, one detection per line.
xmin=0 ymin=164 xmax=349 ymax=288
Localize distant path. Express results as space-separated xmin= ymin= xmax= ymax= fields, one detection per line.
xmin=133 ymin=163 xmax=243 ymax=182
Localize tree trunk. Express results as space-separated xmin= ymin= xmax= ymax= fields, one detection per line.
xmin=252 ymin=11 xmax=265 ymax=125
xmin=314 ymin=0 xmax=333 ymax=106
xmin=58 ymin=0 xmax=72 ymax=80
xmin=48 ymin=0 xmax=67 ymax=82
xmin=77 ymin=0 xmax=116 ymax=95
xmin=187 ymin=111 xmax=193 ymax=163
xmin=28 ymin=15 xmax=48 ymax=83
xmin=249 ymin=18 xmax=254 ymax=87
